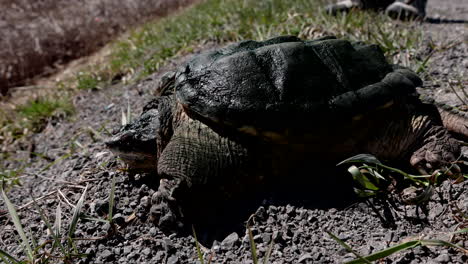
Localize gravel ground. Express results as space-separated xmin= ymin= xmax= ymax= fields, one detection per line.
xmin=0 ymin=0 xmax=467 ymax=263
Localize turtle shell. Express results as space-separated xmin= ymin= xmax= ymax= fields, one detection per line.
xmin=175 ymin=36 xmax=421 ymax=135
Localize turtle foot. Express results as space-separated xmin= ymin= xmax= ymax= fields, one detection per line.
xmin=385 ymin=1 xmax=426 ymax=20
xmin=325 ymin=0 xmax=361 ymax=15
xmin=410 ymin=127 xmax=462 ymax=176
xmin=150 ymin=178 xmax=185 ymax=233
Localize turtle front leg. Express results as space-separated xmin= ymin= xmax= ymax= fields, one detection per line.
xmin=410 ymin=126 xmax=462 ymax=175
xmin=149 ymin=107 xmax=252 ymax=233
xmin=150 ymin=178 xmax=186 ymax=232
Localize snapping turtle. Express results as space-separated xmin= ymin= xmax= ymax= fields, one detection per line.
xmin=106 ymin=36 xmax=465 ymax=231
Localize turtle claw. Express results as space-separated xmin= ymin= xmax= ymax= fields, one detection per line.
xmin=150 ymin=179 xmax=185 ymax=232
xmin=410 ymin=130 xmax=460 ymax=175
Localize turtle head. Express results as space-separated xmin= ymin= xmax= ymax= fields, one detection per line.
xmin=106 ymin=96 xmax=174 ymax=172
xmin=105 ymin=109 xmax=160 ymax=171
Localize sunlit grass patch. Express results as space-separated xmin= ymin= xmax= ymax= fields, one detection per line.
xmin=17 ymin=96 xmax=75 ymax=132
xmin=108 ymin=0 xmax=424 ymax=83
xmin=0 ymin=183 xmax=89 ymax=263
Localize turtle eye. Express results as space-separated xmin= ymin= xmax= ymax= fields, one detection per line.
xmin=105 ymin=130 xmax=136 ymax=149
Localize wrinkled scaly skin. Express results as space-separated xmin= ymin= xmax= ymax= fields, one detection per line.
xmin=106 ymin=36 xmax=464 ymax=232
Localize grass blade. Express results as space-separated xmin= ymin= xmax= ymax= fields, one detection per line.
xmin=31 ymin=195 xmax=66 ymax=256
xmin=55 ymin=201 xmax=62 ymax=238
xmin=348 ymin=166 xmax=380 ymax=191
xmin=121 ymin=109 xmax=127 ymax=126
xmin=0 ymin=248 xmax=21 ymax=264
xmin=126 ymin=100 xmax=131 ymax=124
xmin=192 ymin=225 xmax=204 ymax=264
xmin=247 ymin=226 xmax=258 ymax=264
xmin=68 ymin=185 xmax=88 ymax=248
xmin=452 ymin=228 xmax=468 ymax=234
xmin=262 ymin=239 xmax=274 ymax=264
xmin=345 ymin=240 xmax=421 ymax=264
xmin=337 ymin=154 xmax=382 ymax=166
xmin=1 ymin=183 xmax=34 ymax=262
xmin=108 ymin=175 xmax=116 ymax=222
xmin=327 ymin=231 xmax=371 ymax=264
xmin=420 ymin=239 xmax=468 ymax=254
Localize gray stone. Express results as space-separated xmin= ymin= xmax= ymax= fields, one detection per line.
xmin=261 ymin=232 xmax=272 ymax=244
xmin=123 ymin=245 xmax=132 ymax=254
xmin=142 ymin=247 xmax=151 ymax=256
xmin=101 ymin=249 xmax=113 ymax=260
xmin=221 ymin=232 xmax=239 ymax=249
xmin=167 ymin=255 xmax=179 ymax=264
xmin=140 ymin=195 xmax=150 ymax=208
xmin=435 ymin=254 xmax=451 ymax=263
xmin=163 ymin=238 xmax=175 ymax=253
xmin=298 ymin=253 xmax=313 ymax=263
xmin=149 ymin=227 xmax=157 ymax=236
xmin=112 ymin=213 xmax=125 ymax=226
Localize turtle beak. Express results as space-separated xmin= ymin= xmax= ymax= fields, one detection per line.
xmin=105 ymin=129 xmax=158 ymax=172
xmin=105 ymin=130 xmax=135 ymax=151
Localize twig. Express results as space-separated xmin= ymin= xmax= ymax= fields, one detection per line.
xmin=0 ymin=190 xmax=57 ymax=217
xmin=57 ymin=189 xmax=75 ymax=209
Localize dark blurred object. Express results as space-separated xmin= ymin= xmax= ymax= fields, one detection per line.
xmin=325 ymin=0 xmax=427 ymax=20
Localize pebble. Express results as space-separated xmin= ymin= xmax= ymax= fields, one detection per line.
xmin=435 ymin=254 xmax=450 ymax=263
xmin=298 ymin=253 xmax=313 ymax=263
xmin=142 ymin=247 xmax=151 ymax=256
xmin=100 ymin=249 xmax=112 ymax=260
xmin=221 ymin=232 xmax=239 ymax=249
xmin=167 ymin=255 xmax=179 ymax=264
xmin=164 ymin=238 xmax=175 ymax=254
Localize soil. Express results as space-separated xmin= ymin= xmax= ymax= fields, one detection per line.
xmin=0 ymin=0 xmax=466 ymax=263
xmin=0 ymin=0 xmax=198 ymax=95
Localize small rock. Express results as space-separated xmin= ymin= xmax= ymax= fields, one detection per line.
xmin=253 ymin=234 xmax=262 ymax=243
xmin=272 ymin=231 xmax=284 ymax=244
xmin=286 ymin=204 xmax=295 ymax=216
xmin=155 ymin=251 xmax=165 ymax=261
xmin=94 ymin=199 xmax=109 ymax=216
xmin=127 ymin=252 xmax=139 ymax=260
xmin=255 ymin=206 xmax=267 ymax=221
xmin=163 ymin=238 xmax=175 ymax=254
xmin=140 ymin=196 xmax=150 ymax=208
xmin=85 ymin=247 xmax=95 ymax=256
xmin=221 ymin=232 xmax=239 ymax=249
xmin=123 ymin=245 xmax=132 ymax=254
xmin=100 ymin=249 xmax=113 ymax=260
xmin=112 ymin=213 xmax=125 ymax=226
xmin=142 ymin=247 xmax=151 ymax=256
xmin=139 ymin=184 xmax=150 ymax=196
xmin=261 ymin=232 xmax=272 ymax=244
xmin=149 ymin=227 xmax=157 ymax=236
xmin=435 ymin=254 xmax=450 ymax=263
xmin=298 ymin=253 xmax=313 ymax=263
xmin=167 ymin=255 xmax=179 ymax=264
xmin=268 ymin=205 xmax=278 ymax=214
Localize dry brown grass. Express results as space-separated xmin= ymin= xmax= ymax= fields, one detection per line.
xmin=0 ymin=0 xmax=197 ymax=95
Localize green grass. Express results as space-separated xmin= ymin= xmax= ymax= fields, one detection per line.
xmin=76 ymin=72 xmax=101 ymax=90
xmin=0 ymin=183 xmax=91 ymax=263
xmin=338 ymin=153 xmax=467 ymax=202
xmin=108 ymin=0 xmax=423 ymax=82
xmin=18 ymin=97 xmax=74 ymax=124
xmin=0 ymin=95 xmax=75 ymax=148
xmin=328 ymin=229 xmax=468 ymax=264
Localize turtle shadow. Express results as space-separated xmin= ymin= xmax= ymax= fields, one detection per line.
xmin=187 ymin=166 xmax=358 ymax=246
xmin=425 ymin=17 xmax=468 ymax=24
